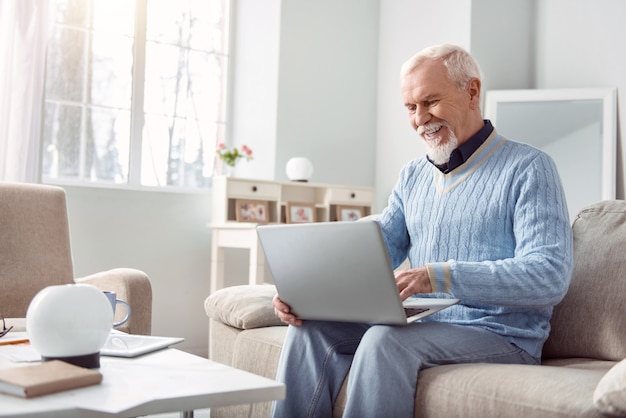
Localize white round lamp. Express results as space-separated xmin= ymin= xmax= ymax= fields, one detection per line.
xmin=26 ymin=284 xmax=113 ymax=368
xmin=285 ymin=157 xmax=314 ymax=182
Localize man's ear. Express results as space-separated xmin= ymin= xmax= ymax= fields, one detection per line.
xmin=468 ymin=78 xmax=481 ymax=109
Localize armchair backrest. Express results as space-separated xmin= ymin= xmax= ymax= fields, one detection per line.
xmin=543 ymin=200 xmax=626 ymax=361
xmin=0 ymin=183 xmax=74 ymax=317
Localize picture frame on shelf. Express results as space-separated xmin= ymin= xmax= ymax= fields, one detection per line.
xmin=285 ymin=202 xmax=316 ymax=224
xmin=336 ymin=205 xmax=364 ymax=222
xmin=235 ymin=199 xmax=269 ymax=223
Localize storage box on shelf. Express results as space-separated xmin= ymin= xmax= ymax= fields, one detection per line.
xmin=209 ymin=176 xmax=374 ymax=292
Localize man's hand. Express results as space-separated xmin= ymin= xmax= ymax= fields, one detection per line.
xmin=394 ymin=267 xmax=433 ymax=300
xmin=273 ymin=293 xmax=303 ymax=326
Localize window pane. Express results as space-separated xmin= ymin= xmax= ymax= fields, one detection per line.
xmin=42 ymin=0 xmax=230 ymax=189
xmin=144 ymin=44 xmax=226 ymax=119
xmin=86 ymin=107 xmax=131 ymax=183
xmin=142 ymin=114 xmax=218 ymax=187
xmin=42 ymin=103 xmax=82 ymax=178
xmin=144 ymin=42 xmax=188 ymax=117
xmin=188 ymin=0 xmax=229 ymax=52
xmin=52 ymin=0 xmax=88 ymax=26
xmin=146 ymin=0 xmax=228 ymax=52
xmin=188 ymin=51 xmax=226 ymax=119
xmin=146 ymin=0 xmax=191 ymax=47
xmin=93 ymin=0 xmax=135 ymax=36
xmin=90 ymin=32 xmax=133 ymax=108
xmin=45 ymin=27 xmax=86 ymax=102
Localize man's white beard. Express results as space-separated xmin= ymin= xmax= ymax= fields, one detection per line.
xmin=418 ymin=122 xmax=459 ymax=165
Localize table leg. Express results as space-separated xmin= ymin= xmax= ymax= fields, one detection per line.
xmin=248 ymin=238 xmax=266 ymax=285
xmin=210 ymin=234 xmax=225 ymax=294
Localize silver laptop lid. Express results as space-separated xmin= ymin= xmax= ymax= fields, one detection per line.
xmin=257 ymin=220 xmax=410 ymax=324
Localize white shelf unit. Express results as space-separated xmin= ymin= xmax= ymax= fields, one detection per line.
xmin=209 ymin=176 xmax=375 ymax=292
xmin=211 ymin=176 xmax=374 ymax=224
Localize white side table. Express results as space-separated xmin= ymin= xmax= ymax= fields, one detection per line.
xmin=209 ymin=222 xmax=266 ymax=294
xmin=0 ymin=343 xmax=285 ymax=417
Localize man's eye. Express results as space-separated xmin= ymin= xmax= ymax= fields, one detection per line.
xmin=426 ymin=100 xmax=439 ymax=107
xmin=407 ymin=105 xmax=416 ymax=113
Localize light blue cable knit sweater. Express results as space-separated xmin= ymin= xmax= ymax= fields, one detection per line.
xmin=377 ymin=130 xmax=574 ymax=358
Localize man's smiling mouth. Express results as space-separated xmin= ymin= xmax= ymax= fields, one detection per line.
xmin=419 ymin=123 xmax=445 ymax=140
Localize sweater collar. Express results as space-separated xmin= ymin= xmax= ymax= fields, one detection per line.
xmin=428 ymin=120 xmax=494 ymax=173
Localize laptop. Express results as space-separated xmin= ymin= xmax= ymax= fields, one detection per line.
xmin=256 ymin=220 xmax=459 ymax=325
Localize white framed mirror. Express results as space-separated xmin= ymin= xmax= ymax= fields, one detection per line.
xmin=484 ymin=88 xmax=617 ymax=222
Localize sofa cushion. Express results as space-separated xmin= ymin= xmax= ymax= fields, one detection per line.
xmin=205 ymin=284 xmax=285 ymax=330
xmin=415 ymin=362 xmax=612 ymax=418
xmin=543 ymin=200 xmax=626 ymax=361
xmin=594 ymin=358 xmax=626 ymax=416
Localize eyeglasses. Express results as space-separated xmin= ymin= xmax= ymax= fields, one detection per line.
xmin=0 ymin=315 xmax=14 ymax=338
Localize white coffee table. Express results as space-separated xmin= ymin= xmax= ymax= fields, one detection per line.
xmin=0 ymin=341 xmax=285 ymax=417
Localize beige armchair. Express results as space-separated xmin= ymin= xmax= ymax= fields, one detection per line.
xmin=0 ymin=182 xmax=152 ymax=335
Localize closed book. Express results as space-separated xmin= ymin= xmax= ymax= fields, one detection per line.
xmin=0 ymin=360 xmax=102 ymax=398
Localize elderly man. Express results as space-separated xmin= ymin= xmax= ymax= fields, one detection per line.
xmin=271 ymin=44 xmax=573 ymax=418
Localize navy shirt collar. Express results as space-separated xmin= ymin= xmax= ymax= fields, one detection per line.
xmin=428 ymin=120 xmax=494 ymax=173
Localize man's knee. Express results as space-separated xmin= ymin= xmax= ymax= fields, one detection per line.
xmin=359 ymin=325 xmax=402 ymax=349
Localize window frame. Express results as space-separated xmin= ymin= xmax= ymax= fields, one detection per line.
xmin=41 ymin=0 xmax=232 ymax=192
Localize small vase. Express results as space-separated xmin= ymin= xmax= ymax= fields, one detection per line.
xmin=215 ymin=160 xmax=234 ymax=177
xmin=222 ymin=164 xmax=234 ymax=177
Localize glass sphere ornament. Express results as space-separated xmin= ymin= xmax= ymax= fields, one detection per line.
xmin=26 ymin=284 xmax=114 ymax=368
xmin=285 ymin=157 xmax=314 ymax=182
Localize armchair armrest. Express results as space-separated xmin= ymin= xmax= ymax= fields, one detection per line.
xmin=4 ymin=318 xmax=26 ymax=332
xmin=76 ymin=268 xmax=152 ymax=335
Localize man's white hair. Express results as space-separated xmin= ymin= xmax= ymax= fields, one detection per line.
xmin=400 ymin=44 xmax=482 ymax=90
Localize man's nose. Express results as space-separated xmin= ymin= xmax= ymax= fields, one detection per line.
xmin=414 ymin=106 xmax=431 ymax=128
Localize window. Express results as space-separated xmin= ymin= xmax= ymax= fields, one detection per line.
xmin=41 ymin=0 xmax=230 ymax=189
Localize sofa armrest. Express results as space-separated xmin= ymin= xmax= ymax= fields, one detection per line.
xmin=76 ymin=268 xmax=152 ymax=335
xmin=205 ymin=285 xmax=285 ymax=330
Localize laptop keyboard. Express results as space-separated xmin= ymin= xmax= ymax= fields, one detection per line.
xmin=404 ymin=307 xmax=428 ymax=317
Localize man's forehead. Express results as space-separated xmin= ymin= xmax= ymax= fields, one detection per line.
xmin=402 ymin=73 xmax=450 ymax=102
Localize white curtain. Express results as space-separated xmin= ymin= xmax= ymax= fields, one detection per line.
xmin=0 ymin=0 xmax=49 ymax=182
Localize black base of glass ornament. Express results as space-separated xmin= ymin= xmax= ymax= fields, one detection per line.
xmin=42 ymin=351 xmax=101 ymax=369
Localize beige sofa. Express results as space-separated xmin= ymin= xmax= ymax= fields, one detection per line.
xmin=205 ymin=200 xmax=626 ymax=417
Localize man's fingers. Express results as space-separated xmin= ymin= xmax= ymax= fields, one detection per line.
xmin=273 ymin=294 xmax=302 ymax=326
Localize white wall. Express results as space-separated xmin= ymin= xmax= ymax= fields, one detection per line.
xmin=227 ymin=0 xmax=281 ymax=181
xmin=470 ymin=0 xmax=536 ymax=93
xmin=230 ymin=0 xmax=380 ymax=188
xmin=273 ymin=0 xmax=380 ymax=187
xmin=534 ymin=0 xmax=625 ymax=198
xmin=64 ymin=185 xmax=212 ymax=357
